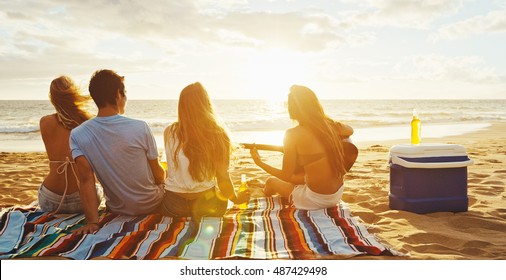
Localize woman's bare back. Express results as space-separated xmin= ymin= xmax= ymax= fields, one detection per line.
xmin=40 ymin=114 xmax=79 ymax=195
xmin=292 ymin=126 xmax=343 ymax=194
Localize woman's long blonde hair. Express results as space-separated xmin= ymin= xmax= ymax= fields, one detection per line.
xmin=288 ymin=85 xmax=347 ymax=176
xmin=49 ymin=76 xmax=92 ymax=129
xmin=169 ymin=82 xmax=231 ymax=181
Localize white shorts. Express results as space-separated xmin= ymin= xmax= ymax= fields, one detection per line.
xmin=290 ymin=184 xmax=344 ymax=210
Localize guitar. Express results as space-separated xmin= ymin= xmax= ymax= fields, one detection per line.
xmin=240 ymin=139 xmax=359 ymax=172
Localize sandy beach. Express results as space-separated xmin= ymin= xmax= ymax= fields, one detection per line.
xmin=1 ymin=122 xmax=505 ymax=260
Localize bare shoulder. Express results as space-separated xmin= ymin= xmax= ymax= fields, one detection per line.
xmin=40 ymin=114 xmax=55 ymax=122
xmin=284 ymin=126 xmax=310 ymax=144
xmin=286 ymin=125 xmax=312 ymax=137
xmin=39 ymin=114 xmax=57 ymax=129
xmin=285 ymin=126 xmax=300 ymax=138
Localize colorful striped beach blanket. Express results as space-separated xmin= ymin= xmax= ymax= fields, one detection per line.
xmin=0 ymin=197 xmax=397 ymax=259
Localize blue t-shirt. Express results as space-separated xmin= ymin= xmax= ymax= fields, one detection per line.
xmin=70 ymin=115 xmax=164 ymax=215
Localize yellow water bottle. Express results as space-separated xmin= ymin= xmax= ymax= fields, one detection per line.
xmin=238 ymin=174 xmax=248 ymax=210
xmin=411 ymin=109 xmax=421 ymax=145
xmin=159 ymin=152 xmax=168 ymax=171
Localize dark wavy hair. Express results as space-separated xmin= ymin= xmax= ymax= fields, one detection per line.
xmin=88 ymin=69 xmax=125 ymax=108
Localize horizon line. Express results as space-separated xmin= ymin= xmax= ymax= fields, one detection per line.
xmin=2 ymin=98 xmax=506 ymax=101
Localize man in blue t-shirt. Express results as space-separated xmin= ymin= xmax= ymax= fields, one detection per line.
xmin=70 ymin=69 xmax=165 ymax=234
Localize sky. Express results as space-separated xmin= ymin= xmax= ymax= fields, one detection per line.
xmin=1 ymin=0 xmax=506 ymax=100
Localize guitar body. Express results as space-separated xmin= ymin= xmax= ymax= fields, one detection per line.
xmin=241 ymin=139 xmax=359 ymax=172
xmin=341 ymin=140 xmax=359 ymax=172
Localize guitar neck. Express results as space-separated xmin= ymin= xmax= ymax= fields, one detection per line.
xmin=240 ymin=143 xmax=284 ymax=152
xmin=241 ymin=139 xmax=358 ymax=172
xmin=241 ymin=137 xmax=352 ymax=152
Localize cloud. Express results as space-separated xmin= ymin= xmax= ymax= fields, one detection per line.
xmin=214 ymin=12 xmax=373 ymax=51
xmin=1 ymin=0 xmax=505 ymax=100
xmin=393 ymin=54 xmax=505 ymax=83
xmin=317 ymin=53 xmax=506 ymax=85
xmin=1 ymin=1 xmax=368 ymax=52
xmin=431 ymin=8 xmax=506 ymax=41
xmin=5 ymin=11 xmax=32 ymax=20
xmin=0 ymin=1 xmax=201 ymax=81
xmin=0 ymin=0 xmax=378 ymax=79
xmin=340 ymin=0 xmax=463 ymax=28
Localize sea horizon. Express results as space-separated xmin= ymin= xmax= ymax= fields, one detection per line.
xmin=1 ymin=98 xmax=506 ymax=101
xmin=1 ymin=99 xmax=504 ymax=152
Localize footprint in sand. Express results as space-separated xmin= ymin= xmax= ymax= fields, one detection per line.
xmin=447 ymin=216 xmax=505 ymax=231
xmin=404 ymin=244 xmax=477 ymax=259
xmin=366 ymin=145 xmax=389 ymax=152
xmin=463 ymin=240 xmax=492 ymax=248
xmin=372 ymin=168 xmax=388 ymax=174
xmin=469 ymin=173 xmax=489 ymax=179
xmin=468 ymin=179 xmax=483 ymax=184
xmin=460 ymin=247 xmax=493 ymax=258
xmin=402 ymin=232 xmax=461 ymax=246
xmin=344 ymin=174 xmax=360 ymax=180
xmin=490 ymin=208 xmax=506 ymax=219
xmin=484 ymin=159 xmax=502 ymax=164
xmin=471 ymin=186 xmax=502 ymax=196
xmin=467 ymin=197 xmax=477 ymax=206
xmin=347 ymin=170 xmax=371 ymax=176
xmin=481 ymin=180 xmax=505 ymax=186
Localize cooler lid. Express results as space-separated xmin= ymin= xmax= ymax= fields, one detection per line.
xmin=389 ymin=143 xmax=468 ymax=158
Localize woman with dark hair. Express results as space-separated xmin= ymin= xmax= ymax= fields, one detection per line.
xmin=249 ymin=85 xmax=355 ymax=210
xmin=38 ymin=76 xmax=100 ymax=213
xmin=158 ymin=82 xmax=250 ymax=219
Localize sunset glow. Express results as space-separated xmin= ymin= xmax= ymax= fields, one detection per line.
xmin=0 ymin=1 xmax=505 ymax=100
xmin=245 ymin=49 xmax=311 ymax=100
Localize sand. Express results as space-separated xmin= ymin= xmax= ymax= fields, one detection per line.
xmin=1 ymin=122 xmax=506 ymax=260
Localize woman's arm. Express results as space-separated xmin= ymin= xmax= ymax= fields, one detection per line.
xmin=289 ymin=173 xmax=305 ymax=185
xmin=148 ymin=159 xmax=166 ymax=185
xmin=215 ymin=152 xmax=250 ymax=204
xmin=336 ymin=121 xmax=354 ymax=138
xmin=216 ymin=169 xmax=250 ymax=205
xmin=250 ymin=129 xmax=299 ymax=183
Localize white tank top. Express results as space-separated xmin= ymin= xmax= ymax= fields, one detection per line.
xmin=164 ymin=135 xmax=216 ymax=193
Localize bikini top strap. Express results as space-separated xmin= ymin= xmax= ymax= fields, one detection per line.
xmin=48 ymin=157 xmax=80 ymax=215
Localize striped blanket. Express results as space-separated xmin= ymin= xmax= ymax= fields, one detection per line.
xmin=0 ymin=197 xmax=397 ymax=259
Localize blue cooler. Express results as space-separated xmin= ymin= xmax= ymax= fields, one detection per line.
xmin=389 ymin=144 xmax=473 ymax=214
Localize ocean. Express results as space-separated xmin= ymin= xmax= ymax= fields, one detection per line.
xmin=1 ymin=99 xmax=505 ymax=152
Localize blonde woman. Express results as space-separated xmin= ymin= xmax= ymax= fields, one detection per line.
xmin=250 ymin=85 xmax=355 ymax=210
xmin=39 ymin=76 xmax=100 ymax=213
xmin=159 ymin=82 xmax=250 ymax=219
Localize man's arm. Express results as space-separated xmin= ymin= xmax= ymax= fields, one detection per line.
xmin=148 ymin=159 xmax=166 ymax=185
xmin=74 ymin=156 xmax=100 ymax=234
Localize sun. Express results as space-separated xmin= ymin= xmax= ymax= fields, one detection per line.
xmin=245 ymin=48 xmax=311 ymax=101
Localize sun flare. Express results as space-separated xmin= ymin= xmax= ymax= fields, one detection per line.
xmin=245 ymin=49 xmax=311 ymax=101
